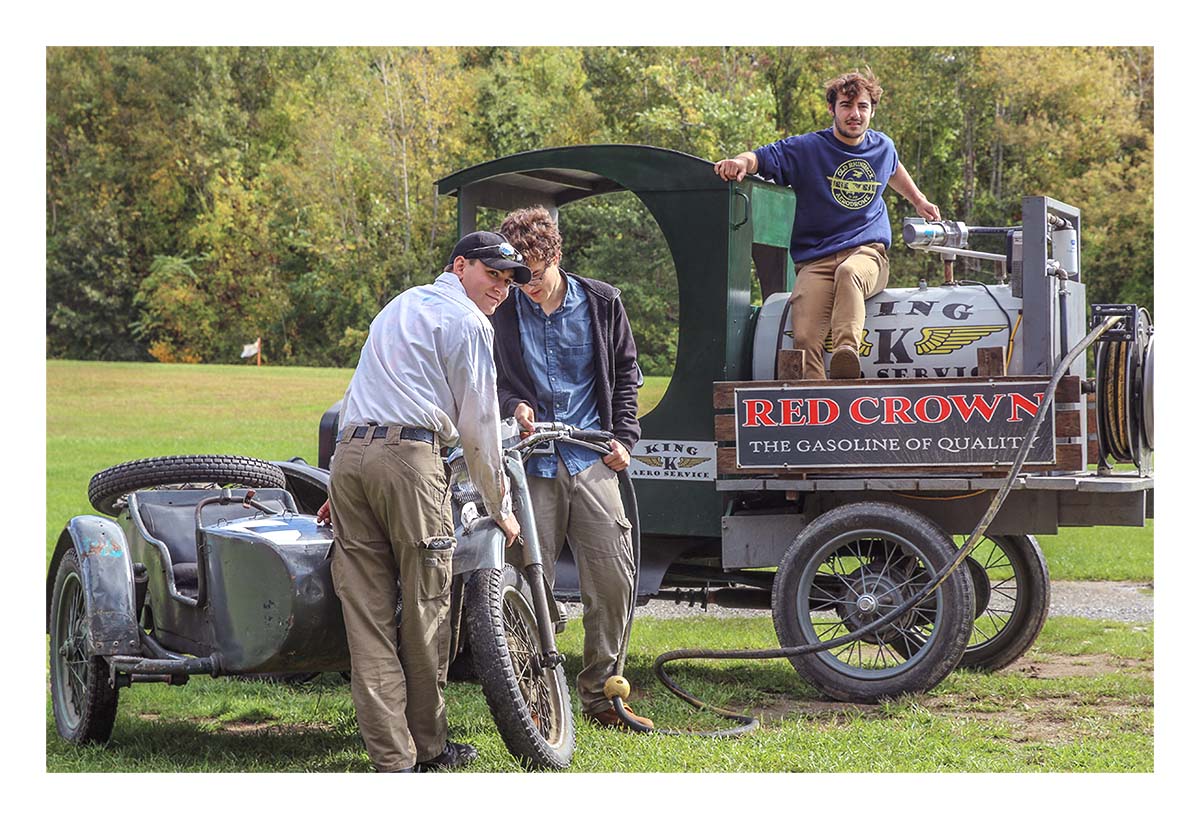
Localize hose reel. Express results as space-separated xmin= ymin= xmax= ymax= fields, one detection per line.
xmin=1092 ymin=305 xmax=1154 ymax=475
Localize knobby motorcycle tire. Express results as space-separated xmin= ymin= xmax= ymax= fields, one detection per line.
xmin=88 ymin=454 xmax=288 ymax=516
xmin=465 ymin=564 xmax=575 ymax=770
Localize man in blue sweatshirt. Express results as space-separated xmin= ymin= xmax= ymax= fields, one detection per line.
xmin=715 ymin=70 xmax=940 ymax=380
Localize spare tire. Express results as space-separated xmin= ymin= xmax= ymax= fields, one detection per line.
xmin=88 ymin=455 xmax=287 ymax=516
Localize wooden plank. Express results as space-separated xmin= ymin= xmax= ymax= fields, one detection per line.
xmin=1055 ymin=375 xmax=1081 ymax=403
xmin=916 ymin=478 xmax=973 ymax=490
xmin=1055 ymin=408 xmax=1082 ymax=438
xmin=814 ymin=479 xmax=867 ymax=491
xmin=715 ymin=413 xmax=736 ymax=443
xmin=1055 ymin=443 xmax=1084 ymax=472
xmin=977 ymin=346 xmax=1007 ymax=377
xmin=714 ymin=479 xmax=767 ymax=492
xmin=852 ymin=478 xmax=919 ymax=491
xmin=777 ymin=349 xmax=806 ymax=381
xmin=759 ymin=479 xmax=818 ymax=491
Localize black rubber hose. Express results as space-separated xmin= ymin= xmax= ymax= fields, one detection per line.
xmin=612 ymin=315 xmax=1122 ymax=736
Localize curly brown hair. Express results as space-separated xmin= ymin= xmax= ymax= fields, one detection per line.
xmin=824 ymin=70 xmax=883 ymax=109
xmin=499 ymin=206 xmax=562 ymax=265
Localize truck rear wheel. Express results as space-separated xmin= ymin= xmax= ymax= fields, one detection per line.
xmin=772 ymin=502 xmax=973 ymax=703
xmin=959 ymin=534 xmax=1050 ymax=671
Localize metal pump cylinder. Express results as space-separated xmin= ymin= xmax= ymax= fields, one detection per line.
xmin=902 ymin=219 xmax=969 ymax=249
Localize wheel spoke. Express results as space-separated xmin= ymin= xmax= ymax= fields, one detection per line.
xmin=822 ymin=562 xmax=859 ymax=595
xmin=989 ymin=587 xmax=1018 ymax=606
xmin=872 ymin=541 xmax=900 ymax=596
xmin=497 ymin=584 xmax=564 ymax=745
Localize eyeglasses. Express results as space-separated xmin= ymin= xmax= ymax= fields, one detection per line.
xmin=463 ymin=242 xmax=523 ymax=263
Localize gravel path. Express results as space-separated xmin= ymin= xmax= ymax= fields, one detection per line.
xmin=1046 ymin=580 xmax=1153 ymax=623
xmin=563 ymin=581 xmax=1154 ymax=623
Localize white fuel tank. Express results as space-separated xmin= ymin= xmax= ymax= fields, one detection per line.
xmin=752 ymin=283 xmax=1023 ymax=380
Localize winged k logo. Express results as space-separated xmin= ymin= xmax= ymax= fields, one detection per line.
xmin=633 ymin=455 xmax=712 ymax=470
xmin=915 ymin=325 xmax=1006 ymax=355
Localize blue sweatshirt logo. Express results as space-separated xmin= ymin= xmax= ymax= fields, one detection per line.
xmin=828 ymin=159 xmax=882 ymax=210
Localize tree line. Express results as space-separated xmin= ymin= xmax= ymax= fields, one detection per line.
xmin=47 ymin=46 xmax=1153 ymax=375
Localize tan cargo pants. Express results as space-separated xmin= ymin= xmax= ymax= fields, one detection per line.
xmin=328 ymin=426 xmax=453 ymax=772
xmin=788 ymin=243 xmax=889 ymax=380
xmin=528 ymin=459 xmax=635 ymax=714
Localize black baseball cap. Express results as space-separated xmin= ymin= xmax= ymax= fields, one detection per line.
xmin=449 ymin=231 xmax=532 ymax=284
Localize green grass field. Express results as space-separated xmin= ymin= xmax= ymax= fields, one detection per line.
xmin=44 ymin=360 xmax=1154 ymax=772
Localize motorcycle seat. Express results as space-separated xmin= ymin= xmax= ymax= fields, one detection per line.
xmin=130 ymin=489 xmax=298 ymax=594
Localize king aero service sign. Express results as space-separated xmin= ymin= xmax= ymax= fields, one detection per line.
xmin=734 ymin=380 xmax=1055 ymax=469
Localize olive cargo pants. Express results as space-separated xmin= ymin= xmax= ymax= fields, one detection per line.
xmin=328 ymin=426 xmax=453 ymax=772
xmin=788 ymin=243 xmax=890 ymax=380
xmin=528 ymin=459 xmax=635 ymax=714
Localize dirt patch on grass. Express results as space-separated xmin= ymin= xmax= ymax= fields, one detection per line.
xmin=1005 ymin=654 xmax=1151 ymax=679
xmin=748 ymin=651 xmax=1153 ymax=740
xmin=217 ymin=720 xmax=327 ymax=736
xmin=158 ymin=715 xmax=334 ymax=736
xmin=753 ymin=699 xmax=884 ymax=726
xmin=932 ymin=700 xmax=1148 ymax=743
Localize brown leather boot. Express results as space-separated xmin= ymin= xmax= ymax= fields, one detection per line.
xmin=829 ymin=345 xmax=862 ymax=379
xmin=585 ymin=704 xmax=655 ymax=730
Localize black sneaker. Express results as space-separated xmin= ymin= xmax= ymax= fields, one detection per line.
xmin=415 ymin=741 xmax=478 ymax=772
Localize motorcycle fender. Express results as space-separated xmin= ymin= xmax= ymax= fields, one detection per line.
xmin=452 ymin=521 xmax=506 ymax=576
xmin=54 ymin=516 xmax=141 ymax=656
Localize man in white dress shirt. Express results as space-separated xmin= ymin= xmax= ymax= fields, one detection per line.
xmin=317 ymin=231 xmax=529 ymax=772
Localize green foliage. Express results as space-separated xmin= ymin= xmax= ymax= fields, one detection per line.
xmin=132 ymin=255 xmax=215 ymax=362
xmin=47 ymin=47 xmax=1155 ymax=363
xmin=474 ymin=47 xmax=603 ymax=156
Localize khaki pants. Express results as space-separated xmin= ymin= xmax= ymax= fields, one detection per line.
xmin=788 ymin=243 xmax=889 ymax=380
xmin=328 ymin=426 xmax=453 ymax=772
xmin=528 ymin=459 xmax=635 ymax=714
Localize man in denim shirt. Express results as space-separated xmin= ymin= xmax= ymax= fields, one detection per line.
xmin=490 ymin=206 xmax=651 ymax=730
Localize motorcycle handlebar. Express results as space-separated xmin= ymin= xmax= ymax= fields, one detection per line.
xmin=509 ymin=423 xmax=614 ymax=456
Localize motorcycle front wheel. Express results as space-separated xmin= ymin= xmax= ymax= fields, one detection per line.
xmin=465 ymin=564 xmax=575 ymax=770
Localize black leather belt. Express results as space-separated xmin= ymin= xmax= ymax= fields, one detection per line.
xmin=349 ymin=425 xmax=435 ymax=445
